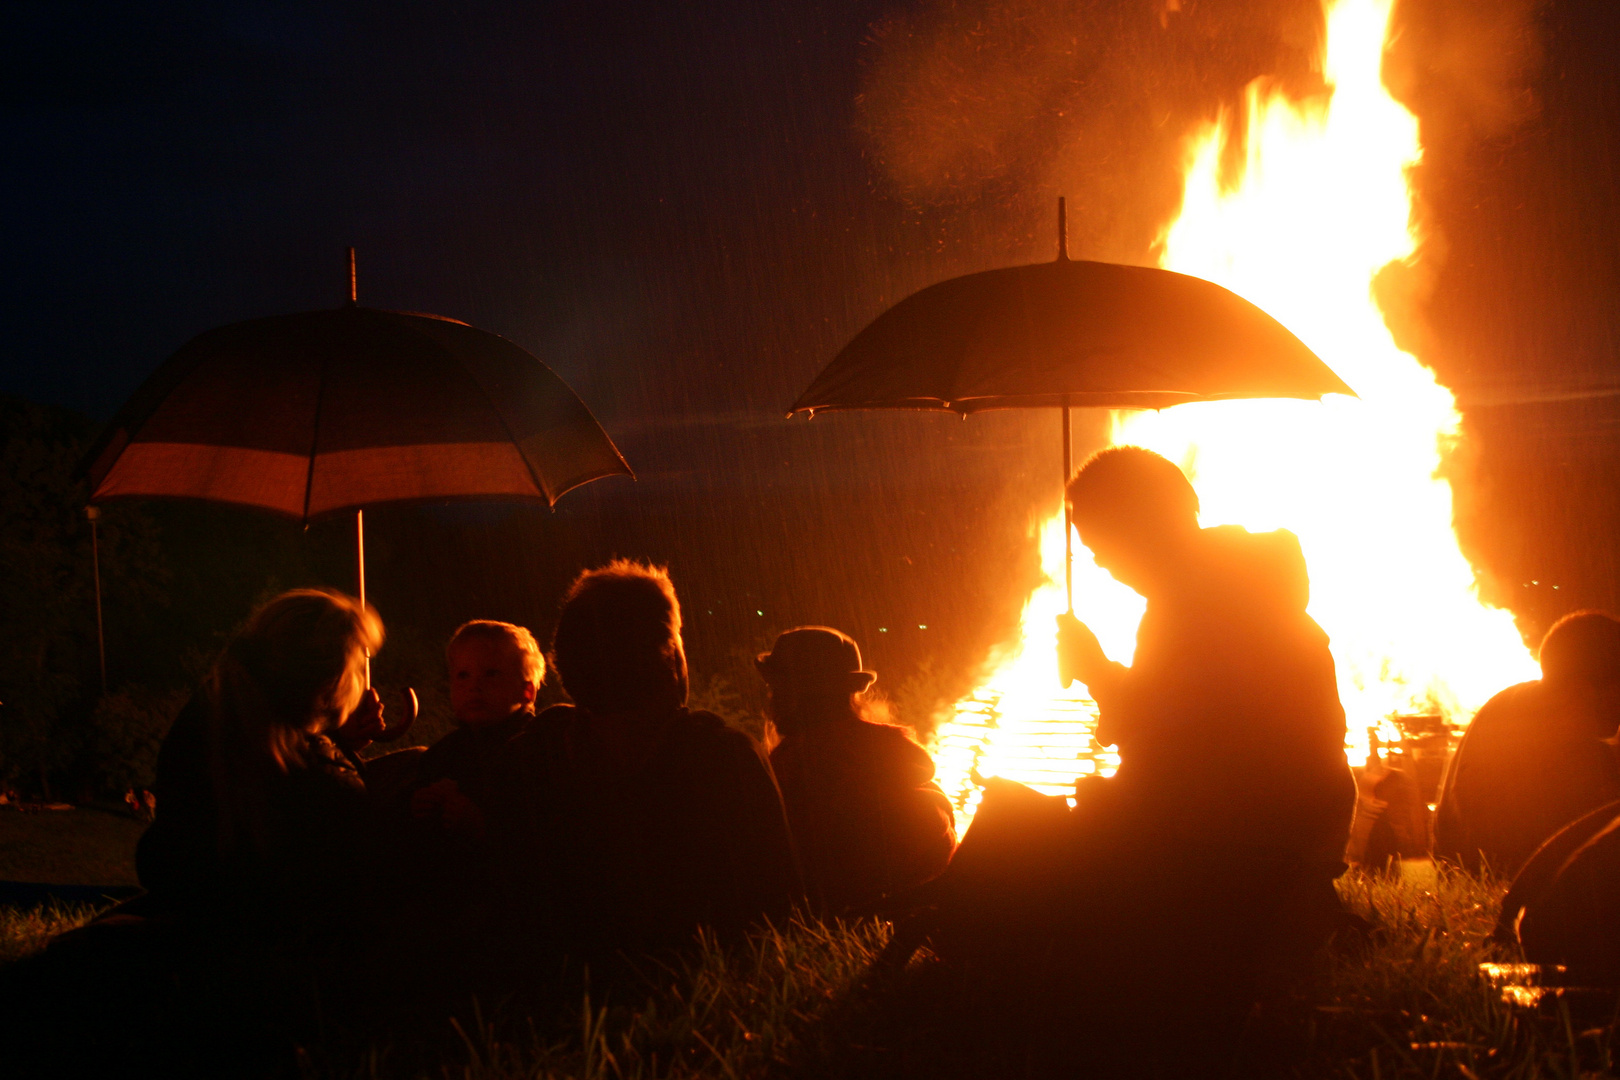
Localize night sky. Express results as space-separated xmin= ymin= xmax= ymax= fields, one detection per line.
xmin=4 ymin=0 xmax=1620 ymax=701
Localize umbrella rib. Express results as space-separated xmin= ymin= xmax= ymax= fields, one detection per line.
xmin=435 ymin=326 xmax=561 ymax=506
xmin=301 ymin=346 xmax=329 ymax=522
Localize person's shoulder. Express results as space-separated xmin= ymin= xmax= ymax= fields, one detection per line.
xmin=159 ymin=692 xmax=208 ymax=745
xmin=849 ymin=718 xmax=924 ymax=751
xmin=510 ymin=704 xmax=577 ymax=747
xmin=851 ymin=720 xmax=937 ymax=780
xmin=151 ymin=690 xmax=212 ymax=796
xmin=670 ymin=709 xmax=767 ymax=761
xmin=1468 ymin=682 xmax=1543 ymax=733
xmin=421 ymin=721 xmax=473 ymax=754
xmin=1201 ymin=524 xmax=1310 ymax=609
xmin=675 ymin=707 xmax=750 ymax=742
xmin=172 ymin=691 xmax=207 ymax=727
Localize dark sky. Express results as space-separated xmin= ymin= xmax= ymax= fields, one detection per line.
xmin=4 ymin=0 xmax=1620 ymax=699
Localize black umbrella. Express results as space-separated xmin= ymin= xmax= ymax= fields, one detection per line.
xmin=791 ymin=201 xmax=1354 ymax=620
xmin=84 ymin=251 xmax=632 ymax=735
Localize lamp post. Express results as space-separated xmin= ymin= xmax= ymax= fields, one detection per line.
xmin=85 ymin=505 xmax=107 ymax=694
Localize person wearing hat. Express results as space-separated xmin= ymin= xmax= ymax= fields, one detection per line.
xmin=758 ymin=627 xmax=956 ymax=914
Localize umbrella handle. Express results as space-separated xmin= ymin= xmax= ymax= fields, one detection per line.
xmin=372 ymin=687 xmax=419 ymax=743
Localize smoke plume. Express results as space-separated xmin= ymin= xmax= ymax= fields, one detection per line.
xmin=857 ymin=0 xmax=1542 ymax=265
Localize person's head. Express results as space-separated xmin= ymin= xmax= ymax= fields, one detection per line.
xmin=1539 ymin=611 xmax=1620 ymax=733
xmin=756 ymin=627 xmax=876 ymax=736
xmin=552 ymin=560 xmax=688 ymax=715
xmin=1066 ymin=446 xmax=1200 ymax=594
xmin=447 ymin=621 xmax=544 ymax=726
xmin=212 ymin=589 xmax=384 ymax=771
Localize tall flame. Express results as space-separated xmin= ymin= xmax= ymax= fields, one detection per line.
xmin=932 ymin=0 xmax=1538 ymax=828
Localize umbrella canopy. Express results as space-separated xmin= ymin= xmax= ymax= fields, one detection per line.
xmin=85 ymin=305 xmax=631 ymax=519
xmin=790 ymin=257 xmax=1354 ymax=415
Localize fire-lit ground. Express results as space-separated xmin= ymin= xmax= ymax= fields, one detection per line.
xmin=932 ymin=0 xmax=1539 ymax=827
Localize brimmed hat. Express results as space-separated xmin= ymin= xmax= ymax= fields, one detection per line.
xmin=756 ymin=627 xmax=876 ymax=693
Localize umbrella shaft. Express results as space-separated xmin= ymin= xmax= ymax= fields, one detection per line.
xmin=1061 ymin=402 xmax=1073 ymax=615
xmin=357 ymin=508 xmax=370 ymax=687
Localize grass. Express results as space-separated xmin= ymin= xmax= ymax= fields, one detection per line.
xmin=0 ymin=899 xmax=102 ymax=965
xmin=2 ymin=865 xmax=1616 ymax=1078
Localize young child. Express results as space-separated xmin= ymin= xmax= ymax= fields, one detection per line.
xmin=409 ymin=620 xmax=543 ymax=838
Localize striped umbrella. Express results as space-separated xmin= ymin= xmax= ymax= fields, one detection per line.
xmin=83 ymin=256 xmax=631 ymax=735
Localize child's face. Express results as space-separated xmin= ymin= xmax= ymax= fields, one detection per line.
xmin=448 ymin=638 xmax=537 ymax=726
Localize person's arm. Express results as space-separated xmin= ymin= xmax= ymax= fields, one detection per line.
xmin=1056 ymin=614 xmax=1137 ymax=747
xmin=709 ymin=733 xmax=805 ymax=935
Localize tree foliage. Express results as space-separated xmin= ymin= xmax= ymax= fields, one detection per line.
xmin=0 ymin=396 xmax=167 ymax=795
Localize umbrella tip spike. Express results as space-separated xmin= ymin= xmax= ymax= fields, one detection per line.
xmin=347 ymin=247 xmax=358 ymax=305
xmin=1056 ymin=197 xmax=1069 ymax=262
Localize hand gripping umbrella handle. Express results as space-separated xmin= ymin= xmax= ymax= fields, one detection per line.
xmin=372 ymin=687 xmax=419 ymax=743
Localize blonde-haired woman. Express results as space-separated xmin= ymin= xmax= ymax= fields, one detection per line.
xmin=138 ymin=588 xmax=387 ymax=939
xmin=7 ymin=590 xmax=391 ymax=1076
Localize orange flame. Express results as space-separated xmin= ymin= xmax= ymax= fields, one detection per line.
xmin=932 ymin=0 xmax=1538 ymax=828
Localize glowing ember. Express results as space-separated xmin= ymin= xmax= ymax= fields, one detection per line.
xmin=932 ymin=0 xmax=1538 ymax=827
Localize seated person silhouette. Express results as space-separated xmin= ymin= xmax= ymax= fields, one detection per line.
xmin=1503 ymin=798 xmax=1620 ymax=985
xmin=1051 ymin=447 xmax=1357 ymax=1002
xmin=757 ymin=627 xmax=955 ymax=914
xmin=1057 ymin=446 xmax=1355 ymax=873
xmin=137 ymin=589 xmax=388 ymax=939
xmin=1434 ymin=611 xmax=1620 ymax=877
xmin=5 ymin=590 xmax=390 ymax=1076
xmin=374 ymin=620 xmax=547 ymax=1000
xmin=410 ymin=619 xmax=545 ymax=840
xmin=495 ymin=561 xmax=801 ymax=973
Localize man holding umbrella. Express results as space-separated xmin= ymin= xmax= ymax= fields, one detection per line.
xmin=1054 ymin=446 xmax=1356 ymax=1003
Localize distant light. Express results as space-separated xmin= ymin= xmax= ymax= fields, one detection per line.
xmin=878 ymin=627 xmax=887 ymax=633
xmin=756 ymin=610 xmax=763 ymax=616
xmin=918 ymin=624 xmax=927 ymax=630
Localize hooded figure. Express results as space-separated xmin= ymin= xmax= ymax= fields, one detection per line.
xmin=759 ymin=627 xmax=956 ymax=913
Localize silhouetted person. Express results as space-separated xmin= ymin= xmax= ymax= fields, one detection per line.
xmin=137 ymin=588 xmax=388 ymax=943
xmin=1494 ymin=798 xmax=1620 ymax=957
xmin=3 ymin=590 xmax=390 ymax=1076
xmin=1055 ymin=448 xmax=1355 ymax=1033
xmin=1434 ymin=611 xmax=1620 ymax=877
xmin=1057 ymin=447 xmax=1355 ymax=870
xmin=758 ymin=627 xmax=955 ymax=914
xmin=409 ymin=620 xmax=545 ymax=839
xmin=495 ymin=561 xmax=801 ymax=977
xmin=377 ymin=620 xmax=547 ymax=1003
xmin=914 ymin=448 xmax=1355 ymax=1065
xmin=1514 ymin=804 xmax=1620 ymax=985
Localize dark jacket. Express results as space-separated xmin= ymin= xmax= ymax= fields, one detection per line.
xmin=493 ymin=704 xmax=801 ymax=962
xmin=770 ymin=718 xmax=955 ymax=912
xmin=1434 ymin=681 xmax=1620 ymax=876
xmin=411 ymin=710 xmax=534 ymax=806
xmin=136 ymin=695 xmax=372 ymax=950
xmin=1089 ymin=525 xmax=1356 ymax=864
